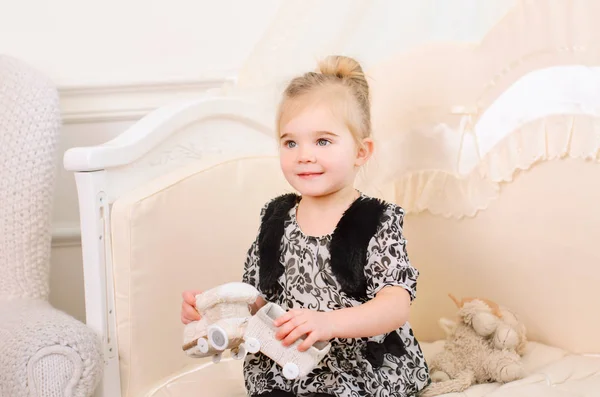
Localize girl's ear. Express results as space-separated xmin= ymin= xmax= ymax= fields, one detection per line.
xmin=355 ymin=137 xmax=374 ymax=166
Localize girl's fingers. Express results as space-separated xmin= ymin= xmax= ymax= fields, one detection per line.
xmin=182 ymin=302 xmax=201 ymax=321
xmin=273 ymin=309 xmax=301 ymax=327
xmin=273 ymin=313 xmax=291 ymax=327
xmin=182 ymin=290 xmax=202 ymax=305
xmin=275 ymin=320 xmax=296 ymax=340
xmin=298 ymin=331 xmax=319 ymax=352
xmin=181 ymin=290 xmax=203 ymax=324
xmin=275 ymin=313 xmax=306 ymax=340
xmin=282 ymin=323 xmax=311 ymax=347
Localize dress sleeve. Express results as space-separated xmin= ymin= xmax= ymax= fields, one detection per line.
xmin=365 ymin=204 xmax=419 ymax=302
xmin=241 ymin=202 xmax=268 ymax=294
xmin=242 ymin=239 xmax=260 ymax=290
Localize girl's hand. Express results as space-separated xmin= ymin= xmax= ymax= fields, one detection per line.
xmin=273 ymin=309 xmax=335 ymax=352
xmin=181 ymin=290 xmax=203 ymax=324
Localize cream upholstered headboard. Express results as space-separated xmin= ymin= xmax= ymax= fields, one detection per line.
xmin=405 ymin=157 xmax=600 ymax=354
xmin=364 ymin=0 xmax=600 ymax=354
xmin=70 ymin=102 xmax=600 ymax=397
xmin=64 ymin=98 xmax=291 ymax=397
xmin=98 ymin=89 xmax=600 ymax=397
xmin=105 ymin=148 xmax=600 ymax=397
xmin=105 ymin=156 xmax=389 ymax=397
xmin=105 ymin=151 xmax=600 ymax=397
xmin=109 ymin=155 xmax=292 ymax=397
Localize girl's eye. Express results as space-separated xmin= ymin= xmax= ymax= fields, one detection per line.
xmin=317 ymin=139 xmax=330 ymax=146
xmin=284 ymin=140 xmax=296 ymax=148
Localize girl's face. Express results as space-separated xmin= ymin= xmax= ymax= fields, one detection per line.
xmin=278 ymin=101 xmax=372 ymax=198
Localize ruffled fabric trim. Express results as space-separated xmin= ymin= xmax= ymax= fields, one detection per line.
xmin=389 ymin=114 xmax=600 ymax=219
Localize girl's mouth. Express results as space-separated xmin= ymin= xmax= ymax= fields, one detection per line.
xmin=297 ymin=172 xmax=323 ymax=179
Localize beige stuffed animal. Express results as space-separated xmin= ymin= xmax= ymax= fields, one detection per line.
xmin=419 ymin=294 xmax=527 ymax=397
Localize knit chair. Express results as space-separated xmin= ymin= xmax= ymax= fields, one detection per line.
xmin=0 ymin=55 xmax=103 ymax=397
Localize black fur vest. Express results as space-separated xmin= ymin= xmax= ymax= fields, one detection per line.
xmin=257 ymin=193 xmax=388 ymax=301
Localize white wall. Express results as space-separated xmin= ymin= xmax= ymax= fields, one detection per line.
xmin=1 ymin=0 xmax=282 ymax=322
xmin=0 ymin=0 xmax=281 ymax=86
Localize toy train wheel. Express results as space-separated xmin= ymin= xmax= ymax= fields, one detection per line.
xmin=282 ymin=363 xmax=299 ymax=379
xmin=231 ymin=344 xmax=246 ymax=360
xmin=245 ymin=337 xmax=260 ymax=354
xmin=207 ymin=325 xmax=229 ymax=351
xmin=196 ymin=338 xmax=209 ymax=354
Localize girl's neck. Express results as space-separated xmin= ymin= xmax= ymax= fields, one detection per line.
xmin=295 ymin=186 xmax=360 ymax=237
xmin=299 ymin=185 xmax=359 ymax=213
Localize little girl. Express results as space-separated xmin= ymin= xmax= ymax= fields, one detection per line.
xmin=181 ymin=55 xmax=431 ymax=397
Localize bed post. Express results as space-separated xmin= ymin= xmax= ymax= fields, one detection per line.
xmin=73 ymin=170 xmax=122 ymax=397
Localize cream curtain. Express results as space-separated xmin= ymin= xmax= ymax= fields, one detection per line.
xmin=229 ymin=0 xmax=600 ymax=218
xmin=236 ymin=0 xmax=516 ymax=90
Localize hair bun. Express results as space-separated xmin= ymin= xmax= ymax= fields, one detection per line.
xmin=318 ymin=55 xmax=369 ymax=100
xmin=318 ymin=55 xmax=364 ymax=80
xmin=278 ymin=54 xmax=372 ymax=139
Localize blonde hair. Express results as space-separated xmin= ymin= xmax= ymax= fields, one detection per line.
xmin=276 ymin=55 xmax=371 ymax=143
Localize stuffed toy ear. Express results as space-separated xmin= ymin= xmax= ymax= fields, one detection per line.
xmin=449 ymin=293 xmax=503 ymax=318
xmin=439 ymin=318 xmax=458 ymax=336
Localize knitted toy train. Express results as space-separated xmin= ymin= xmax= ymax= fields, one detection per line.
xmin=182 ymin=282 xmax=331 ymax=380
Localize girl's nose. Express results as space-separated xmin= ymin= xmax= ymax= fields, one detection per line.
xmin=297 ymin=147 xmax=316 ymax=163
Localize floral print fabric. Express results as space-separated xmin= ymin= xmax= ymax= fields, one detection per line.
xmin=242 ymin=195 xmax=430 ymax=396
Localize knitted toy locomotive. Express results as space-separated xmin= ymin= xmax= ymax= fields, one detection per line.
xmin=182 ymin=282 xmax=258 ymax=362
xmin=182 ymin=282 xmax=331 ymax=379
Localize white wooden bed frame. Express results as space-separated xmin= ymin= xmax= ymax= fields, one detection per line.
xmin=64 ymin=96 xmax=279 ymax=397
xmin=61 ymin=3 xmax=600 ymax=395
xmin=63 ymin=66 xmax=600 ymax=397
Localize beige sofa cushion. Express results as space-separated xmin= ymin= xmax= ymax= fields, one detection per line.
xmin=405 ymin=158 xmax=600 ymax=354
xmin=110 ymin=154 xmax=600 ymax=396
xmin=145 ymin=341 xmax=600 ymax=397
xmin=110 ymin=156 xmax=292 ymax=397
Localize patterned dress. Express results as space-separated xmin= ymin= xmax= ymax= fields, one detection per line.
xmin=242 ymin=194 xmax=431 ymax=397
